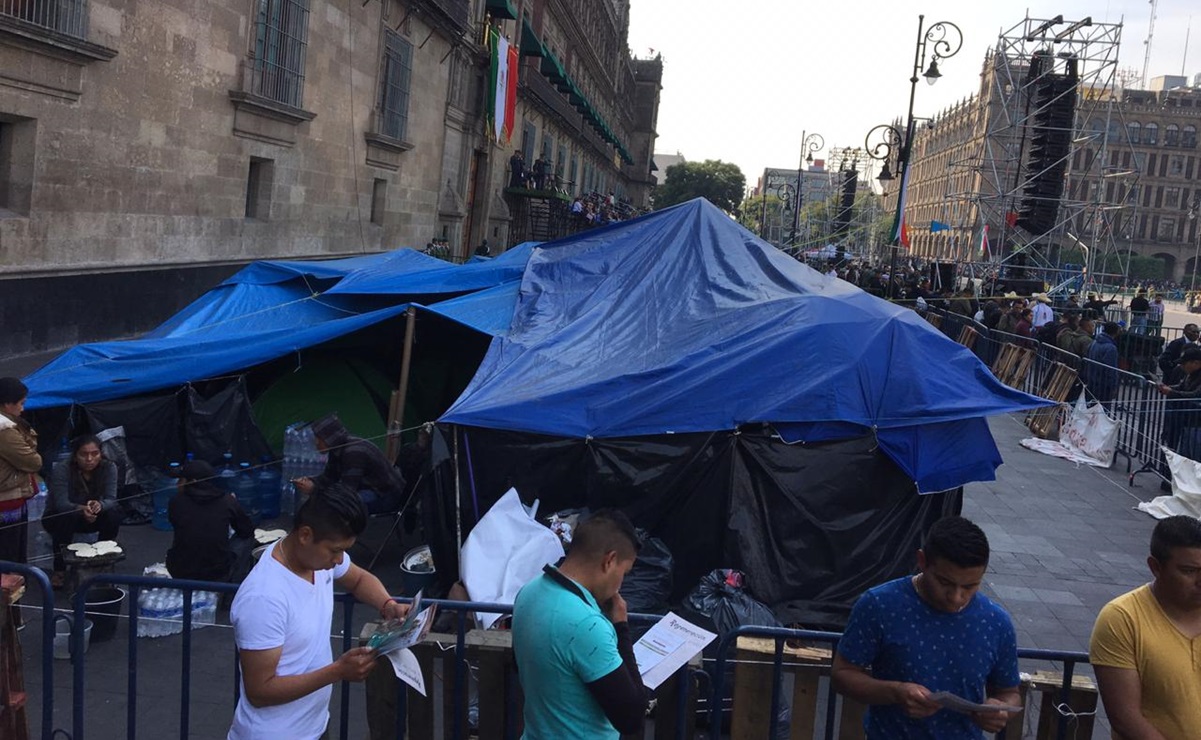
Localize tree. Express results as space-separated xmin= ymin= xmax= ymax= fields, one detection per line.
xmin=655 ymin=160 xmax=746 ymax=215
xmin=737 ymin=193 xmax=785 ymax=234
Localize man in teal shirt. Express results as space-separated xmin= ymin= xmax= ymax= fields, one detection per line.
xmin=512 ymin=509 xmax=649 ymax=739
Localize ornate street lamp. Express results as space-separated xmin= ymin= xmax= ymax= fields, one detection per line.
xmin=790 ymin=131 xmax=825 ymax=247
xmin=865 ymin=15 xmax=963 ymax=297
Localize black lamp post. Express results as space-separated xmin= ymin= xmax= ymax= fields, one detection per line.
xmin=790 ymin=131 xmax=824 ymax=247
xmin=866 ymin=15 xmax=963 ymax=297
xmin=1189 ymin=195 xmax=1201 ymax=292
xmin=865 ymin=124 xmax=904 ymax=266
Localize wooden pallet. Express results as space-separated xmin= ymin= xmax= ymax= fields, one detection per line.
xmin=1027 ymin=362 xmax=1077 ymax=439
xmin=992 ymin=343 xmax=1037 ymax=389
xmin=957 ymin=325 xmax=980 ymax=350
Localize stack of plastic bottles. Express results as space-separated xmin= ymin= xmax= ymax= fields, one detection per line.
xmin=137 ymin=587 xmax=219 ymax=638
xmin=256 ymin=455 xmax=283 ymax=520
xmin=279 ymin=423 xmax=326 ymax=517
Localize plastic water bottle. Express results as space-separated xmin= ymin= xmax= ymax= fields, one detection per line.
xmin=218 ymin=452 xmax=237 ymax=492
xmin=28 ymin=481 xmax=47 ymax=521
xmin=234 ymin=462 xmax=260 ymax=523
xmin=257 ymin=456 xmax=282 ymax=520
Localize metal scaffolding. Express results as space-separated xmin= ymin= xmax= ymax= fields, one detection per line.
xmin=947 ymin=14 xmax=1139 ymax=293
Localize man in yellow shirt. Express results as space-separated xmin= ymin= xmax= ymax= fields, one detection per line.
xmin=1089 ymin=515 xmax=1201 ymax=739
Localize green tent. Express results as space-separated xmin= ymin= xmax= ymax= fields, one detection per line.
xmin=251 ymin=357 xmax=394 ymax=454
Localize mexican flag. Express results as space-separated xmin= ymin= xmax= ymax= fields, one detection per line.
xmin=978 ymin=223 xmax=990 ymax=259
xmin=488 ymin=29 xmax=518 ymax=144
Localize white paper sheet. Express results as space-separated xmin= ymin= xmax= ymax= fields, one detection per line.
xmin=385 ymin=648 xmax=426 ymax=696
xmin=929 ymin=691 xmax=1022 ymax=714
xmin=634 ymin=612 xmax=716 ymax=690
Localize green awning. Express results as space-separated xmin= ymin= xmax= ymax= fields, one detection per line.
xmin=569 ymin=85 xmax=586 ymax=106
xmin=519 ymin=17 xmax=543 ymax=57
xmin=539 ymin=48 xmax=567 ymax=85
xmin=486 ymin=0 xmax=518 ymax=20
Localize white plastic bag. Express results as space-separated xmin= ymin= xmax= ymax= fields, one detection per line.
xmin=460 ymin=488 xmax=565 ymax=630
xmin=1059 ymin=396 xmax=1118 ymax=467
xmin=1138 ymin=447 xmax=1201 ymax=519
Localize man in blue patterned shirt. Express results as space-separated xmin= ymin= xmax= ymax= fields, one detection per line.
xmin=832 ymin=516 xmax=1021 ymax=738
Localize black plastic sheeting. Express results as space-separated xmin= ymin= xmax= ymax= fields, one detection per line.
xmin=184 ymin=382 xmax=272 ymax=466
xmin=439 ymin=425 xmax=962 ymax=630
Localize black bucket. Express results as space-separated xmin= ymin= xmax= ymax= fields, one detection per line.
xmin=84 ymin=586 xmax=126 ymax=642
xmin=400 ymin=545 xmax=436 ymax=597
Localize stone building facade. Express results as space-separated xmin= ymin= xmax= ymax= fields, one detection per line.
xmin=0 ymin=0 xmax=659 ymax=359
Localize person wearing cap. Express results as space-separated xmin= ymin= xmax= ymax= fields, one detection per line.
xmin=166 ymin=460 xmax=255 ymax=583
xmin=1084 ymin=322 xmax=1122 ymax=406
xmin=1030 ymin=293 xmax=1055 ymax=329
xmin=1083 ymin=292 xmax=1118 ymax=320
xmin=1130 ymin=290 xmax=1150 ymax=335
xmin=294 ymin=414 xmax=405 ymax=514
xmin=1158 ymin=347 xmax=1201 ymax=461
xmin=1159 ymin=324 xmax=1201 ymax=383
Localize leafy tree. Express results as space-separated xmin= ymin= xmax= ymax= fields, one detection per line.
xmin=655 ymin=160 xmax=746 ymax=215
xmin=737 ymin=194 xmax=785 ymax=233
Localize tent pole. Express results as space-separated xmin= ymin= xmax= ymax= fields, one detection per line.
xmin=453 ymin=425 xmax=463 ymax=558
xmin=387 ymin=306 xmax=418 ymax=462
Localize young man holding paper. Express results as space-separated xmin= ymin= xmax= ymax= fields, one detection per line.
xmin=832 ymin=516 xmax=1021 ymax=738
xmin=512 ymin=509 xmax=650 ymax=739
xmin=228 ymin=482 xmax=409 ymax=740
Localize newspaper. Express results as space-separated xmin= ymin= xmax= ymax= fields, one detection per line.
xmin=367 ymin=591 xmax=437 ymax=695
xmin=633 ymin=612 xmax=717 ymax=689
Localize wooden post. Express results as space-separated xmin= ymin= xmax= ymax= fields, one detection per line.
xmin=387 ymin=306 xmax=418 ymax=462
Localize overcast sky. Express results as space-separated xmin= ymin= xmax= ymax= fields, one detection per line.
xmin=628 ymin=0 xmax=1197 ymax=186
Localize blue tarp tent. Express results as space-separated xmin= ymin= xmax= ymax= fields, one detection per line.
xmin=441 ymin=198 xmax=1047 ymax=493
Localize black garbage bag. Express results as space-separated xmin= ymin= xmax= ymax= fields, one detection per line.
xmin=681 ymin=569 xmax=781 ymax=635
xmin=682 ymin=570 xmax=788 ymax=739
xmin=620 ymin=530 xmax=673 ymax=614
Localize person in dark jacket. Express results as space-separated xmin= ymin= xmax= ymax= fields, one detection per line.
xmin=44 ymin=434 xmax=123 ymax=586
xmin=1158 ymin=323 xmax=1201 ymax=383
xmin=167 ymin=460 xmax=255 ymax=582
xmin=1084 ymin=322 xmax=1121 ymax=406
xmin=1158 ymin=348 xmax=1201 ymax=465
xmin=295 ymin=414 xmax=405 ymax=514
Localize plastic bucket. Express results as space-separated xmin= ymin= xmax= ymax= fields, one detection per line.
xmin=85 ymin=586 xmax=126 ymax=642
xmin=400 ymin=545 xmax=436 ymax=597
xmin=54 ymin=619 xmax=93 ymax=659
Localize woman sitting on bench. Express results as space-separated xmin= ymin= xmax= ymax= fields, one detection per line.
xmin=45 ymin=435 xmax=122 ymax=588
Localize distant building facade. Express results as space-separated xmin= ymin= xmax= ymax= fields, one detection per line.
xmin=0 ymin=0 xmax=659 ymax=358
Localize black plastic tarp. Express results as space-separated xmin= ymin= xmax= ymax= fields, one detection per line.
xmin=443 ymin=425 xmax=961 ymax=630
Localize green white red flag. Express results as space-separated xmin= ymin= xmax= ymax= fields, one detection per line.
xmin=488 ymin=29 xmax=518 ymax=144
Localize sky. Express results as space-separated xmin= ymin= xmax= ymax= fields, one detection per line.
xmin=628 ymin=0 xmax=1197 ymax=187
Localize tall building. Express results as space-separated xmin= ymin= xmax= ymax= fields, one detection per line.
xmin=0 ymin=0 xmax=660 ymax=359
xmin=653 ymin=151 xmax=685 ymax=186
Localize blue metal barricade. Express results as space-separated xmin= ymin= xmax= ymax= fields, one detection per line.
xmin=0 ymin=561 xmax=57 ymax=740
xmin=705 ymin=624 xmax=1092 ymax=740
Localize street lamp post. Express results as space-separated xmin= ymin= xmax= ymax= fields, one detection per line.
xmin=791 ymin=131 xmax=825 ymax=247
xmin=1189 ymin=195 xmax=1201 ymax=293
xmin=866 ymin=14 xmax=963 ymax=298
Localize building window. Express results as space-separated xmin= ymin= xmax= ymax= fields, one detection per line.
xmin=540 ymin=133 xmax=553 ymax=165
xmin=1166 ymin=187 xmax=1181 ymax=209
xmin=1159 ymin=217 xmax=1177 ymax=241
xmin=1166 ymin=124 xmax=1180 ymax=147
xmin=570 ymin=154 xmax=578 ymax=192
xmin=1184 ymin=125 xmax=1198 ymax=149
xmin=0 ymin=116 xmax=36 ymax=217
xmin=377 ymin=31 xmax=412 ymax=141
xmin=1126 ymin=121 xmax=1141 ymax=144
xmin=1171 ymin=156 xmax=1185 ymax=177
xmin=250 ymin=0 xmax=310 ymax=108
xmin=370 ymin=178 xmax=387 ymax=225
xmin=0 ymin=0 xmax=87 ymax=38
xmin=1145 ymin=123 xmax=1159 ymax=145
xmin=245 ymin=157 xmax=274 ymax=219
xmin=521 ymin=120 xmax=536 ymax=163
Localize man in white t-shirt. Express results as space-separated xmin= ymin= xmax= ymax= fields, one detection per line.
xmin=229 ymin=483 xmax=409 ymax=740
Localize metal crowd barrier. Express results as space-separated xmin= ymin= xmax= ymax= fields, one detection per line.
xmin=0 ymin=567 xmax=1103 ymax=740
xmin=706 ymin=625 xmax=1092 ymax=740
xmin=0 ymin=562 xmax=56 ymax=740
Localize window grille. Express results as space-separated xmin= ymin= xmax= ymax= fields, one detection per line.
xmin=378 ymin=31 xmax=412 ymax=141
xmin=0 ymin=0 xmax=88 ymax=38
xmin=251 ymin=0 xmax=310 ymax=108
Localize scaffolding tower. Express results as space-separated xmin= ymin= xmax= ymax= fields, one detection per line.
xmin=949 ymin=14 xmax=1139 ymax=293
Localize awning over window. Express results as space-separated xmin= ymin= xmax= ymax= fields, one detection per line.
xmin=485 ymin=0 xmax=518 ymax=21
xmin=519 ymin=16 xmax=543 ymax=56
